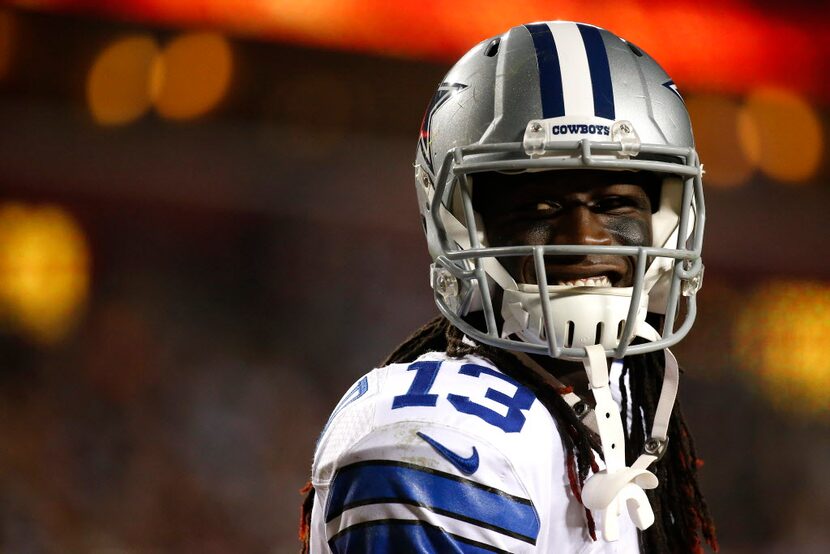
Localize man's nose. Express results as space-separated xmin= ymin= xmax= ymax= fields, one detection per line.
xmin=552 ymin=205 xmax=612 ymax=245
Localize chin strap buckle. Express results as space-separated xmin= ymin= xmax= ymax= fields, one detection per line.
xmin=643 ymin=436 xmax=669 ymax=461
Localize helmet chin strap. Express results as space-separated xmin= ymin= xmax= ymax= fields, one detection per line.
xmin=582 ymin=323 xmax=679 ymax=541
xmin=511 ymin=322 xmax=679 ymax=541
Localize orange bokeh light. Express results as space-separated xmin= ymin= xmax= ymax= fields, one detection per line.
xmin=738 ymin=88 xmax=823 ymax=184
xmin=0 ymin=203 xmax=91 ymax=344
xmin=152 ymin=31 xmax=233 ymax=120
xmin=86 ymin=34 xmax=160 ymax=125
xmin=735 ymin=281 xmax=830 ymax=417
xmin=687 ymin=94 xmax=754 ymax=188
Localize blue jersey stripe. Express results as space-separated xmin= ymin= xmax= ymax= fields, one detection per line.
xmin=325 ymin=460 xmax=539 ymax=543
xmin=329 ymin=520 xmax=509 ymax=554
xmin=524 ymin=23 xmax=565 ymax=118
xmin=577 ymin=24 xmax=616 ymax=120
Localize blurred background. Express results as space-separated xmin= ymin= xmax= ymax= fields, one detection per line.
xmin=0 ymin=0 xmax=828 ymax=552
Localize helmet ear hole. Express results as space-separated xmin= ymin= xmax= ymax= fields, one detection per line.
xmin=625 ymin=40 xmax=644 ymax=57
xmin=595 ymin=322 xmax=604 ymax=345
xmin=484 ymin=38 xmax=501 ymax=57
xmin=617 ymin=320 xmax=625 ymax=340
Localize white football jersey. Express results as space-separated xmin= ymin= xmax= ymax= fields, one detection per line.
xmin=309 ymin=351 xmax=640 ymax=553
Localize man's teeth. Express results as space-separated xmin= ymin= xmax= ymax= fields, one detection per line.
xmin=554 ymin=276 xmax=612 ymax=287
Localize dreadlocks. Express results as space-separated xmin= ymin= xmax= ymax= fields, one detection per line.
xmin=299 ymin=315 xmax=718 ymax=553
xmin=623 ymin=349 xmax=718 ymax=552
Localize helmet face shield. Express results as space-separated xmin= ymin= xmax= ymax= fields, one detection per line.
xmin=414 ymin=21 xmax=706 ymax=360
xmin=425 ymin=138 xmax=705 ymax=360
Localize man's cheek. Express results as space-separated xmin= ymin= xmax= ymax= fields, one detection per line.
xmin=608 ymin=216 xmax=651 ymax=247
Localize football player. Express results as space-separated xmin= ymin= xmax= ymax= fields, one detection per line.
xmin=301 ymin=21 xmax=717 ymax=553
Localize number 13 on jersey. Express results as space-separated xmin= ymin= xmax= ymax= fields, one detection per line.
xmin=392 ymin=361 xmax=535 ymax=433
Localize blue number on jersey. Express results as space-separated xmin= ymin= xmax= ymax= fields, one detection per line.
xmin=392 ymin=360 xmax=441 ymax=408
xmin=448 ymin=364 xmax=535 ymax=433
xmin=392 ymin=361 xmax=535 ymax=433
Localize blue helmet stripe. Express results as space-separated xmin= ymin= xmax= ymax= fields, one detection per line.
xmin=523 ymin=23 xmax=565 ymax=118
xmin=325 ymin=460 xmax=540 ymax=542
xmin=330 ymin=520 xmax=509 ymax=554
xmin=577 ymin=24 xmax=616 ymax=120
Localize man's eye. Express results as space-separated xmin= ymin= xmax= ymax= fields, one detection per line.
xmin=535 ymin=201 xmax=562 ymax=212
xmin=593 ymin=196 xmax=638 ymax=212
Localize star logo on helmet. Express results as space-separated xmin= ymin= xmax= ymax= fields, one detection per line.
xmin=662 ymin=80 xmax=684 ymax=103
xmin=419 ymin=82 xmax=468 ymax=174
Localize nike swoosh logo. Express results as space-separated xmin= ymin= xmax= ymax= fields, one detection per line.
xmin=416 ymin=431 xmax=480 ymax=475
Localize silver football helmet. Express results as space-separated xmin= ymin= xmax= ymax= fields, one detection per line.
xmin=415 ymin=21 xmax=705 ymax=360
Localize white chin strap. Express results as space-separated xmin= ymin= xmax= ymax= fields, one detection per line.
xmin=511 ymin=323 xmax=679 ymax=541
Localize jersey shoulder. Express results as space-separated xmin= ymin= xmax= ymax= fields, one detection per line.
xmin=312 ymin=351 xmax=561 ymax=483
xmin=310 ymin=352 xmax=560 ymax=553
xmin=308 ymin=352 xmax=643 ymax=553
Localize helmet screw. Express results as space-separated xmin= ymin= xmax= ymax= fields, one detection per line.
xmin=436 ymin=271 xmax=455 ymax=294
xmin=530 ymin=121 xmax=543 ymax=133
xmin=416 ymin=166 xmax=431 ymax=188
xmin=431 ymin=266 xmax=460 ymax=311
xmin=644 ymin=437 xmax=668 ymax=460
xmin=619 ymin=123 xmax=631 ymax=134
